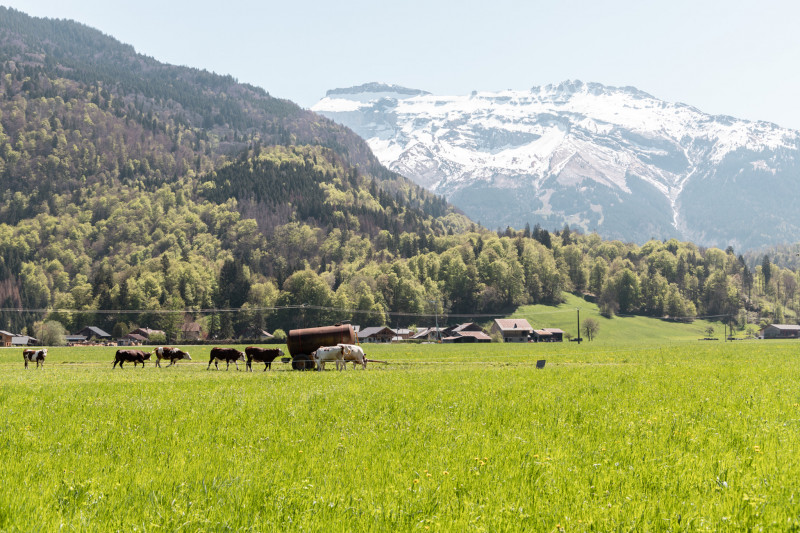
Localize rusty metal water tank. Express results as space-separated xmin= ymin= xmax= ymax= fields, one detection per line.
xmin=287 ymin=324 xmax=357 ymax=357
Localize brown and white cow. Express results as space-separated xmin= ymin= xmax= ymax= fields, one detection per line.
xmin=312 ymin=345 xmax=345 ymax=371
xmin=154 ymin=346 xmax=192 ymax=367
xmin=207 ymin=347 xmax=246 ymax=370
xmin=338 ymin=343 xmax=367 ymax=369
xmin=113 ymin=349 xmax=151 ymax=369
xmin=23 ymin=348 xmax=47 ymax=369
xmin=245 ymin=347 xmax=285 ymax=371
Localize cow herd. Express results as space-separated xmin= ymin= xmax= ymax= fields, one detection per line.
xmin=20 ymin=344 xmax=369 ymax=372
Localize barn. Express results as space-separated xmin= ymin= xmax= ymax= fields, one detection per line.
xmin=761 ymin=324 xmax=800 ymax=339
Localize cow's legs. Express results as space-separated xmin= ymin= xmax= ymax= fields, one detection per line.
xmin=24 ymin=359 xmax=28 ymax=369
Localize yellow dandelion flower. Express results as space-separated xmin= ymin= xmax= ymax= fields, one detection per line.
xmin=413 ymin=479 xmax=420 ymax=484
xmin=442 ymin=471 xmax=449 ymax=475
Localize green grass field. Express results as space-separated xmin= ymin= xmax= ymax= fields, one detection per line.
xmin=1 ymin=340 xmax=799 ymax=531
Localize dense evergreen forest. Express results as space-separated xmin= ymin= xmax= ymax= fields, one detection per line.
xmin=0 ymin=7 xmax=794 ymax=341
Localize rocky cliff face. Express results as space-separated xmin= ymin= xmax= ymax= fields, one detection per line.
xmin=314 ymin=81 xmax=800 ymax=249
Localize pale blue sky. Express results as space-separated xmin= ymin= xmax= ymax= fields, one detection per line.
xmin=5 ymin=0 xmax=800 ymax=129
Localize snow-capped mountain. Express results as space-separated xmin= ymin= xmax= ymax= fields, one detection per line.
xmin=313 ymin=81 xmax=800 ymax=249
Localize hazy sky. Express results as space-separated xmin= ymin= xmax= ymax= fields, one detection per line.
xmin=5 ymin=0 xmax=800 ymax=129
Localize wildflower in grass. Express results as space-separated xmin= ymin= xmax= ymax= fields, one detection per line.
xmin=442 ymin=471 xmax=449 ymax=475
xmin=414 ymin=479 xmax=420 ymax=484
xmin=426 ymin=473 xmax=432 ymax=478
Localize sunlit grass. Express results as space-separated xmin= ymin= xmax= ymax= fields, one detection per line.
xmin=1 ymin=341 xmax=799 ymax=530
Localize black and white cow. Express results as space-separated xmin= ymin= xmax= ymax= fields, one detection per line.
xmin=23 ymin=348 xmax=47 ymax=369
xmin=207 ymin=347 xmax=246 ymax=370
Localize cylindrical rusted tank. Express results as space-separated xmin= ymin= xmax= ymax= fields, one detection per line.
xmin=287 ymin=324 xmax=357 ymax=357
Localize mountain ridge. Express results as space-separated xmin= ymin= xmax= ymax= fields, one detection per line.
xmin=314 ymin=80 xmax=800 ymax=249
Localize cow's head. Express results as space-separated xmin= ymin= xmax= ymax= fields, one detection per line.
xmin=183 ymin=351 xmax=192 ymax=361
xmin=237 ymin=351 xmax=246 ymax=362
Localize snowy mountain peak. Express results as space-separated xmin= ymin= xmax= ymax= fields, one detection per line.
xmin=314 ymin=81 xmax=800 ymax=249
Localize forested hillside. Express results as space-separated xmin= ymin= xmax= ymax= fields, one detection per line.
xmin=0 ymin=7 xmax=794 ymax=341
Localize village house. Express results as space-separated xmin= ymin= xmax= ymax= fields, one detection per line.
xmin=0 ymin=330 xmax=15 ymax=347
xmin=412 ymin=327 xmax=444 ymax=341
xmin=117 ymin=333 xmax=147 ymax=346
xmin=442 ymin=323 xmax=492 ymax=343
xmin=130 ymin=327 xmax=165 ymax=340
xmin=358 ymin=326 xmax=395 ymax=343
xmin=12 ymin=335 xmax=38 ymax=346
xmin=65 ymin=335 xmax=88 ymax=345
xmin=761 ymin=324 xmax=800 ymax=339
xmin=181 ymin=322 xmax=204 ymax=341
xmin=76 ymin=326 xmax=112 ymax=342
xmin=491 ymin=319 xmax=533 ymax=342
xmin=531 ymin=328 xmax=564 ymax=342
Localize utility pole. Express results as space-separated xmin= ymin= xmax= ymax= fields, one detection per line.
xmin=428 ymin=299 xmax=440 ymax=342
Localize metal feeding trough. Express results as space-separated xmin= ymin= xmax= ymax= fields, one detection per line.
xmin=536 ymin=359 xmax=546 ymax=369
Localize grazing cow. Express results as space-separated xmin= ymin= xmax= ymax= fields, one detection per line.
xmin=207 ymin=347 xmax=246 ymax=370
xmin=113 ymin=349 xmax=151 ymax=369
xmin=23 ymin=348 xmax=47 ymax=369
xmin=312 ymin=345 xmax=345 ymax=371
xmin=291 ymin=353 xmax=316 ymax=371
xmin=245 ymin=347 xmax=285 ymax=371
xmin=155 ymin=346 xmax=192 ymax=367
xmin=338 ymin=343 xmax=367 ymax=369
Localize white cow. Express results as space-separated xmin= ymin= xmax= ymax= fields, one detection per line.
xmin=338 ymin=343 xmax=367 ymax=369
xmin=313 ymin=345 xmax=345 ymax=371
xmin=23 ymin=348 xmax=47 ymax=369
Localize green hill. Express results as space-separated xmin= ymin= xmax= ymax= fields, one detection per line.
xmin=511 ymin=293 xmax=728 ymax=346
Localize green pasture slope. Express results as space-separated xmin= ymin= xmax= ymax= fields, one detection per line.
xmin=513 ymin=293 xmax=723 ymax=345
xmin=2 ymin=340 xmax=800 ymax=531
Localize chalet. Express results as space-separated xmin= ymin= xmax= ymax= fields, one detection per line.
xmin=761 ymin=324 xmax=800 ymax=339
xmin=65 ymin=335 xmax=88 ymax=345
xmin=130 ymin=327 xmax=165 ymax=340
xmin=532 ymin=328 xmax=564 ymax=342
xmin=76 ymin=326 xmax=112 ymax=341
xmin=393 ymin=328 xmax=412 ymax=340
xmin=412 ymin=327 xmax=444 ymax=341
xmin=442 ymin=330 xmax=492 ymax=343
xmin=358 ymin=326 xmax=395 ymax=343
xmin=180 ymin=322 xmax=204 ymax=341
xmin=440 ymin=323 xmax=492 ymax=343
xmin=12 ymin=336 xmax=38 ymax=346
xmin=0 ymin=330 xmax=15 ymax=347
xmin=491 ymin=319 xmax=533 ymax=343
xmin=118 ymin=333 xmax=147 ymax=346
